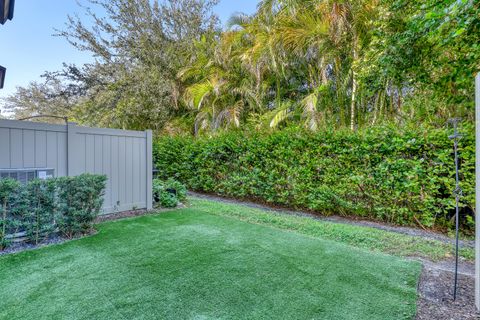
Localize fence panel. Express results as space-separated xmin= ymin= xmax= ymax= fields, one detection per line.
xmin=0 ymin=119 xmax=152 ymax=214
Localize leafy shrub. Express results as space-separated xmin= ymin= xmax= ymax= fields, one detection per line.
xmin=163 ymin=178 xmax=187 ymax=202
xmin=0 ymin=179 xmax=20 ymax=249
xmin=0 ymin=174 xmax=107 ymax=248
xmin=56 ymin=174 xmax=107 ymax=238
xmin=154 ymin=124 xmax=474 ymax=232
xmin=153 ymin=178 xmax=187 ymax=208
xmin=159 ymin=191 xmax=179 ymax=208
xmin=24 ymin=179 xmax=56 ymax=244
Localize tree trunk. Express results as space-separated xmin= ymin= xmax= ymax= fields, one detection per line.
xmin=350 ymin=36 xmax=359 ymax=131
xmin=372 ymin=92 xmax=379 ymax=125
xmin=276 ymin=78 xmax=282 ymax=107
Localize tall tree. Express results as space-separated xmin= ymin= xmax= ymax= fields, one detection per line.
xmin=4 ymin=0 xmax=478 ymax=132
xmin=3 ymin=0 xmax=220 ymax=130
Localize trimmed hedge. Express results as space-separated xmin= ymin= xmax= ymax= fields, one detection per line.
xmin=154 ymin=124 xmax=474 ymax=232
xmin=0 ymin=174 xmax=107 ymax=248
xmin=56 ymin=174 xmax=108 ymax=238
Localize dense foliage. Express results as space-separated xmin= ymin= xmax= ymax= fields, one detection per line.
xmin=24 ymin=179 xmax=57 ymax=244
xmin=153 ymin=178 xmax=187 ymax=208
xmin=1 ymin=0 xmax=478 ymax=134
xmin=1 ymin=1 xmax=477 ymax=232
xmin=1 ymin=0 xmax=220 ymax=130
xmin=0 ymin=174 xmax=107 ymax=248
xmin=0 ymin=179 xmax=21 ymax=249
xmin=154 ymin=124 xmax=474 ymax=232
xmin=56 ymin=174 xmax=108 ymax=238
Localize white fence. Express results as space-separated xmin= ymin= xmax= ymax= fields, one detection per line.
xmin=0 ymin=119 xmax=152 ymax=214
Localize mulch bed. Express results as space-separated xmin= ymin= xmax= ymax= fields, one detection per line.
xmin=417 ymin=263 xmax=478 ymax=319
xmin=0 ymin=231 xmax=96 ymax=256
xmin=95 ymin=204 xmax=185 ymax=223
xmin=0 ymin=236 xmax=64 ymax=256
xmin=95 ymin=208 xmax=151 ymax=222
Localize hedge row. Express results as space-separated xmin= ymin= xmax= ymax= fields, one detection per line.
xmin=0 ymin=174 xmax=107 ymax=249
xmin=154 ymin=124 xmax=474 ymax=232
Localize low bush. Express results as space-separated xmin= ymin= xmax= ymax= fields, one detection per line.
xmin=154 ymin=124 xmax=474 ymax=232
xmin=0 ymin=178 xmax=21 ymax=249
xmin=153 ymin=178 xmax=187 ymax=208
xmin=24 ymin=179 xmax=57 ymax=244
xmin=56 ymin=174 xmax=107 ymax=238
xmin=0 ymin=174 xmax=107 ymax=248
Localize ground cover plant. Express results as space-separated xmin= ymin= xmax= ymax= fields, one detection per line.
xmin=152 ymin=178 xmax=187 ymax=208
xmin=0 ymin=200 xmax=421 ymax=320
xmin=154 ymin=124 xmax=474 ymax=233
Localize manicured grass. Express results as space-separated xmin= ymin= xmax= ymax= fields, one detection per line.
xmin=0 ymin=204 xmax=420 ymax=319
xmin=190 ymin=198 xmax=474 ymax=261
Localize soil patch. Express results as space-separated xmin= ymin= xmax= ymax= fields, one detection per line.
xmin=95 ymin=204 xmax=185 ymax=223
xmin=0 ymin=231 xmax=96 ymax=256
xmin=417 ymin=262 xmax=478 ymax=319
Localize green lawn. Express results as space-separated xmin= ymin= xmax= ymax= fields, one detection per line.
xmin=190 ymin=198 xmax=474 ymax=261
xmin=1 ymin=201 xmax=420 ymax=319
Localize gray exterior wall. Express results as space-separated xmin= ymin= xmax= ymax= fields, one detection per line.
xmin=0 ymin=119 xmax=152 ymax=214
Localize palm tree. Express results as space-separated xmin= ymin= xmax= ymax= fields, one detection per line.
xmin=271 ymin=0 xmax=378 ymax=130
xmin=178 ymin=0 xmax=380 ymax=133
xmin=317 ymin=0 xmax=378 ymax=130
xmin=179 ymin=32 xmax=261 ymax=134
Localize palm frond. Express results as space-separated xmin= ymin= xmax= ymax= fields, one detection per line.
xmin=275 ymin=10 xmax=329 ymax=53
xmin=227 ymin=13 xmax=253 ymax=30
xmin=184 ymin=81 xmax=214 ymax=109
xmin=269 ymin=102 xmax=292 ymax=128
xmin=194 ymin=110 xmax=212 ymax=135
xmin=214 ymin=100 xmax=244 ymax=129
xmin=301 ymin=91 xmax=320 ymax=131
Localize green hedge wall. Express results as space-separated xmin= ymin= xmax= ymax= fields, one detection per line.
xmin=0 ymin=174 xmax=107 ymax=249
xmin=154 ymin=125 xmax=475 ymax=231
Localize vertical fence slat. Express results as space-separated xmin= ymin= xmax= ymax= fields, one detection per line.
xmin=1 ymin=119 xmax=151 ymax=214
xmin=140 ymin=138 xmax=146 ymax=207
xmin=57 ymin=132 xmax=67 ymax=176
xmin=10 ymin=129 xmax=22 ymax=168
xmin=118 ymin=136 xmax=126 ymax=209
xmin=67 ymin=122 xmax=77 ymax=176
xmin=111 ymin=136 xmax=119 ymax=211
xmin=46 ymin=131 xmax=58 ymax=172
xmin=102 ymin=135 xmax=112 ymax=209
xmin=0 ymin=128 xmax=10 ymax=167
xmin=22 ymin=130 xmax=35 ymax=167
xmin=34 ymin=131 xmax=47 ymax=168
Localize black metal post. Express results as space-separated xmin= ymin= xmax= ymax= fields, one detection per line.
xmin=448 ymin=118 xmax=462 ymax=301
